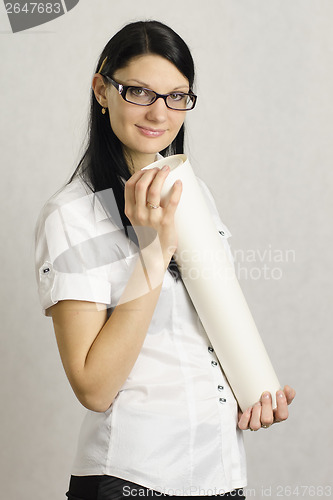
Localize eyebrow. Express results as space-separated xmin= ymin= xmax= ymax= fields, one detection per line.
xmin=125 ymin=79 xmax=190 ymax=92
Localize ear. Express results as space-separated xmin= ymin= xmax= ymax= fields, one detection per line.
xmin=92 ymin=74 xmax=109 ymax=108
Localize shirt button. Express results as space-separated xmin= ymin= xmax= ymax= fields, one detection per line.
xmin=219 ymin=230 xmax=225 ymax=236
xmin=211 ymin=361 xmax=218 ymax=367
xmin=218 ymin=385 xmax=224 ymax=391
xmin=42 ymin=267 xmax=50 ymax=274
xmin=208 ymin=346 xmax=214 ymax=353
xmin=219 ymin=398 xmax=226 ymax=404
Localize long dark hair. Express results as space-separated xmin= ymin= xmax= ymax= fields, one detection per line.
xmin=70 ymin=20 xmax=195 ymax=281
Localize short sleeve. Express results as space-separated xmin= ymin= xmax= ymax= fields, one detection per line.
xmin=34 ymin=179 xmax=122 ymax=316
xmin=196 ymin=177 xmax=235 ymax=268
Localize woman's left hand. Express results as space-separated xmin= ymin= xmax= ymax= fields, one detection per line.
xmin=238 ymin=385 xmax=296 ymax=431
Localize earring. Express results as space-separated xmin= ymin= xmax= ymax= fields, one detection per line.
xmin=101 ymin=107 xmax=107 ymax=115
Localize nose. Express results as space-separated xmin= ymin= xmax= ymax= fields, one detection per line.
xmin=145 ymin=97 xmax=168 ymax=123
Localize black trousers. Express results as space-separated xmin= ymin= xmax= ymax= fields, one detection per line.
xmin=66 ymin=475 xmax=246 ymax=499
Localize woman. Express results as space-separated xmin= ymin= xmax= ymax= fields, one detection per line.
xmin=35 ymin=20 xmax=295 ymax=499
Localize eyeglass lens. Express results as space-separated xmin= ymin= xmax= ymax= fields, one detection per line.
xmin=125 ymin=87 xmax=194 ymax=110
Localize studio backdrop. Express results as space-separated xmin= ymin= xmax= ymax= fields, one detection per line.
xmin=1 ymin=1 xmax=332 ymax=499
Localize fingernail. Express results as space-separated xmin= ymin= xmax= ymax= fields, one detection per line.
xmin=162 ymin=165 xmax=169 ymax=172
xmin=262 ymin=392 xmax=270 ymax=399
xmin=255 ymin=401 xmax=261 ymax=407
xmin=277 ymin=391 xmax=285 ymax=399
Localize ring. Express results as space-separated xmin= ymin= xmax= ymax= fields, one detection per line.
xmin=249 ymin=428 xmax=255 ymax=432
xmin=261 ymin=424 xmax=270 ymax=429
xmin=147 ymin=201 xmax=160 ymax=209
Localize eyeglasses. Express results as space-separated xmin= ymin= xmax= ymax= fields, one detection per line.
xmin=102 ymin=75 xmax=197 ymax=111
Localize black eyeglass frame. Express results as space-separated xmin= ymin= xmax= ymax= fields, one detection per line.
xmin=101 ymin=75 xmax=197 ymax=111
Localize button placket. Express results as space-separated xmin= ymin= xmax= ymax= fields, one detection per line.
xmin=207 ymin=346 xmax=227 ymax=404
xmin=218 ymin=384 xmax=226 ymax=403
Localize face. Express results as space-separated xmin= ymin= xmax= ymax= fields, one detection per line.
xmin=104 ymin=54 xmax=189 ymax=169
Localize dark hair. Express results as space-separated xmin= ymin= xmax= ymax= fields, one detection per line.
xmin=70 ymin=20 xmax=195 ymax=281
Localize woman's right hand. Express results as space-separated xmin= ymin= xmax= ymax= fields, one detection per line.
xmin=124 ymin=165 xmax=182 ymax=266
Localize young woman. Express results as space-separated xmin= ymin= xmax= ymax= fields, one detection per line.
xmin=35 ymin=20 xmax=295 ymax=500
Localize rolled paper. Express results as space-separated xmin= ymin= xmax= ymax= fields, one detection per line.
xmin=143 ymin=154 xmax=281 ymax=411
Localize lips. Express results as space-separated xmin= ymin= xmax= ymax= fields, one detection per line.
xmin=136 ymin=125 xmax=166 ymax=138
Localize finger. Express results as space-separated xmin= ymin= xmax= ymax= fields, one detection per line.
xmin=146 ymin=165 xmax=170 ymax=208
xmin=284 ymin=385 xmax=296 ymax=405
xmin=273 ymin=390 xmax=289 ymax=423
xmin=135 ymin=168 xmax=161 ymax=207
xmin=238 ymin=407 xmax=252 ymax=430
xmin=249 ymin=401 xmax=262 ymax=431
xmin=260 ymin=392 xmax=274 ymax=428
xmin=163 ymin=180 xmax=183 ymax=220
xmin=124 ymin=169 xmax=147 ymax=211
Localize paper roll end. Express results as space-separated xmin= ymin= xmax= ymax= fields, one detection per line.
xmin=142 ymin=154 xmax=187 ymax=172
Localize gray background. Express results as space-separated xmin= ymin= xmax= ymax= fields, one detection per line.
xmin=1 ymin=0 xmax=332 ymax=498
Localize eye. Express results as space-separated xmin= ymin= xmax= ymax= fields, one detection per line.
xmin=128 ymin=87 xmax=149 ymax=98
xmin=169 ymin=92 xmax=187 ymax=101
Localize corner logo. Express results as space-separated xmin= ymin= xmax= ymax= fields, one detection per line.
xmin=4 ymin=1 xmax=80 ymax=33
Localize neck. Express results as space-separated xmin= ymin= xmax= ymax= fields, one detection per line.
xmin=124 ymin=149 xmax=157 ymax=175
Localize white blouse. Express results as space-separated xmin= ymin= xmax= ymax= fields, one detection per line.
xmin=35 ymin=164 xmax=247 ymax=496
